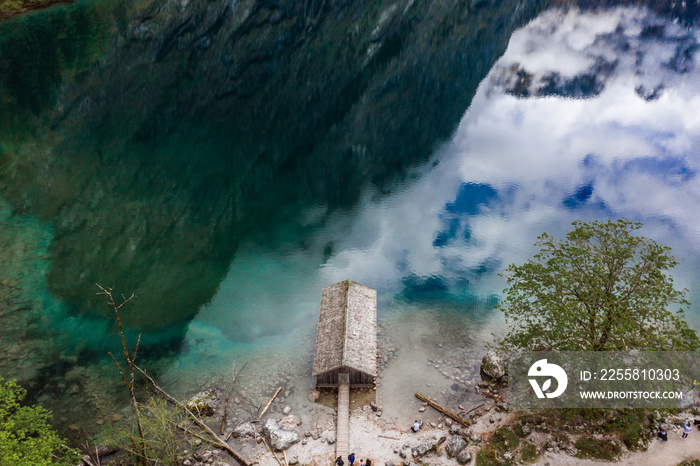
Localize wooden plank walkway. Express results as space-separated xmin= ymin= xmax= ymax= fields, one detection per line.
xmin=336 ymin=381 xmax=350 ymax=460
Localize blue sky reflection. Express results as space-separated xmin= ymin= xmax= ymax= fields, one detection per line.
xmin=195 ymin=6 xmax=700 ymax=344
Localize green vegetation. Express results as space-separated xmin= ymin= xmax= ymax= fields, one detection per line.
xmin=487 ymin=220 xmax=695 ymax=461
xmin=599 ymin=408 xmax=647 ymax=450
xmin=475 ymin=449 xmax=500 ymax=466
xmin=496 ymin=218 xmax=700 ymax=352
xmin=574 ymin=435 xmax=621 ymax=460
xmin=520 ymin=444 xmax=539 ymax=463
xmin=477 ymin=406 xmax=659 ymax=463
xmin=96 ymin=397 xmax=194 ymax=466
xmin=512 ymin=423 xmax=527 ymax=438
xmin=510 ymin=408 xmax=654 ymax=462
xmin=492 ymin=427 xmax=520 ymax=450
xmin=0 ymin=376 xmax=80 ymax=465
xmin=476 ymin=427 xmax=520 ymax=466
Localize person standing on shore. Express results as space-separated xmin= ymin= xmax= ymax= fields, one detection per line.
xmin=335 ymin=456 xmax=344 ymax=466
xmin=348 ymin=452 xmax=355 ymax=465
xmin=682 ymin=421 xmax=692 ymax=439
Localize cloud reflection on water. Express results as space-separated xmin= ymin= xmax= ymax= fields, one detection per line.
xmin=193 ymin=6 xmax=700 ymax=348
xmin=319 ymin=6 xmax=700 ymax=316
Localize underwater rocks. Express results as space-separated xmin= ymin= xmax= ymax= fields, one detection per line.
xmin=231 ymin=422 xmax=255 ymax=439
xmin=278 ymin=414 xmax=302 ymax=431
xmin=186 ymin=388 xmax=222 ymax=416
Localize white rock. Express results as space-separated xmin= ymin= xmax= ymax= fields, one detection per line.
xmin=480 ymin=351 xmax=506 ymax=379
xmin=261 ymin=419 xmax=300 ymax=451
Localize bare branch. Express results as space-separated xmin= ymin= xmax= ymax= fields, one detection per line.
xmin=132 ymin=333 xmax=142 ymax=364
xmin=260 ymin=434 xmax=284 ymax=466
xmin=257 ymin=387 xmax=282 ymax=421
xmin=108 ymin=352 xmax=129 ymax=387
xmin=220 ymin=363 xmax=238 ymax=435
xmin=98 ymin=283 xmax=147 ymax=465
xmin=135 ymin=365 xmax=252 ymax=466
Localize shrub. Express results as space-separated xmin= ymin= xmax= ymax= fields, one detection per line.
xmin=475 ymin=448 xmax=499 ymax=466
xmin=520 ymin=444 xmax=539 ymax=463
xmin=600 ymin=409 xmax=647 ymax=450
xmin=492 ymin=427 xmax=520 ymax=450
xmin=0 ymin=376 xmax=80 ymax=466
xmin=512 ymin=423 xmax=526 ymax=438
xmin=574 ymin=435 xmax=621 ymax=460
xmin=475 ymin=428 xmax=520 ymax=466
xmin=96 ymin=397 xmax=197 ymax=466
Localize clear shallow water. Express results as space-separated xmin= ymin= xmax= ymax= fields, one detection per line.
xmin=1 ymin=3 xmax=700 ymax=437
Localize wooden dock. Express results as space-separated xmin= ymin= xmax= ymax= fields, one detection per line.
xmin=311 ymin=280 xmax=377 ymax=460
xmin=336 ymin=381 xmax=350 ymax=459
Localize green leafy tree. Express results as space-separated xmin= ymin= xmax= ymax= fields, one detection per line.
xmin=496 ymin=219 xmax=700 ymax=351
xmin=0 ymin=377 xmax=80 ymax=466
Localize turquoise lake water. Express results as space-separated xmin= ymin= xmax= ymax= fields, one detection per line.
xmin=1 ymin=1 xmax=700 ymax=439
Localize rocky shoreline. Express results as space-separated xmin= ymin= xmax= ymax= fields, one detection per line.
xmin=81 ymin=386 xmax=700 ymax=466
xmin=135 ymin=388 xmax=700 ymax=466
xmin=79 ymin=341 xmax=700 ymax=466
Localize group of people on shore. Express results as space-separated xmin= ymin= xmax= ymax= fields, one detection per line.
xmin=332 ymin=421 xmax=421 ymax=465
xmin=335 ymin=453 xmax=372 ymax=466
xmin=658 ymin=420 xmax=699 ymax=441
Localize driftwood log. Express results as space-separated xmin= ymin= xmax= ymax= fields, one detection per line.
xmin=257 ymin=387 xmax=283 ymax=420
xmin=414 ymin=392 xmax=470 ymax=427
xmin=479 ymin=390 xmax=503 ymax=403
xmin=458 ymin=403 xmax=485 ymax=416
xmin=260 ymin=435 xmax=284 ymax=466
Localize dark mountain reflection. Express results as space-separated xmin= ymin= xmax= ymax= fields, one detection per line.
xmin=0 ymin=0 xmax=544 ymax=335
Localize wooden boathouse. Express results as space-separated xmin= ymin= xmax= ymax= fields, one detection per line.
xmin=312 ymin=280 xmax=377 ymax=459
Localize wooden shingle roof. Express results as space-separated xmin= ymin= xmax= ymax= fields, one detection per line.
xmin=312 ymin=280 xmax=377 ymax=377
